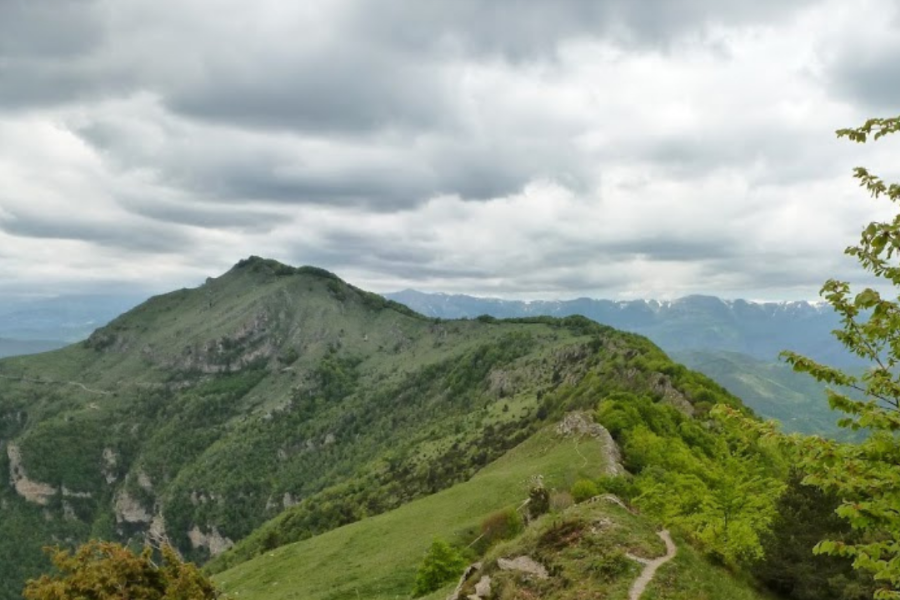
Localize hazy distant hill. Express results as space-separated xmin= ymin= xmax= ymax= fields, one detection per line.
xmin=0 ymin=338 xmax=66 ymax=359
xmin=0 ymin=294 xmax=145 ymax=342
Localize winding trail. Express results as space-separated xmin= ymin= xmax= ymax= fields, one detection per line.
xmin=626 ymin=529 xmax=677 ymax=600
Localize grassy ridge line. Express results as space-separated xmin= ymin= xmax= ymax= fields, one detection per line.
xmin=214 ymin=426 xmax=608 ymax=600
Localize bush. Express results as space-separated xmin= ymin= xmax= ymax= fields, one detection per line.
xmin=412 ymin=539 xmax=466 ymax=597
xmin=595 ymin=476 xmax=637 ymax=501
xmin=549 ymin=491 xmax=574 ymax=512
xmin=528 ymin=483 xmax=550 ymax=519
xmin=23 ymin=541 xmax=219 ymax=600
xmin=571 ymin=479 xmax=600 ymax=503
xmin=589 ymin=549 xmax=632 ymax=582
xmin=479 ymin=507 xmax=524 ymax=548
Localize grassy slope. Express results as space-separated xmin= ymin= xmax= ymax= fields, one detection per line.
xmin=672 ymin=349 xmax=842 ymax=436
xmin=215 ymin=426 xmax=609 ymax=600
xmin=644 ymin=538 xmax=778 ymax=600
xmin=216 ymin=424 xmax=776 ymax=600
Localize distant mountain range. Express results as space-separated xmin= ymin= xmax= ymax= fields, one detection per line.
xmin=386 ymin=290 xmax=852 ymax=367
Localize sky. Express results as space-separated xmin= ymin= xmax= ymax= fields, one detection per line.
xmin=1 ymin=0 xmax=899 ymax=301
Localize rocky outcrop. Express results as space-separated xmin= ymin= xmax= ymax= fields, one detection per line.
xmin=447 ymin=563 xmax=482 ymax=600
xmin=496 ymin=556 xmax=548 ymax=579
xmin=114 ymin=489 xmax=152 ymax=523
xmin=556 ymin=412 xmax=625 ymax=476
xmin=7 ymin=443 xmax=57 ymax=505
xmin=188 ymin=525 xmax=234 ymax=556
xmin=650 ymin=373 xmax=695 ymax=416
xmin=102 ymin=448 xmax=118 ymax=484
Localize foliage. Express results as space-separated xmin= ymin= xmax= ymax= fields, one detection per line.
xmin=411 ymin=539 xmax=466 ymax=597
xmin=753 ymin=470 xmax=875 ymax=600
xmin=571 ymin=478 xmax=600 ymax=503
xmin=768 ymin=114 xmax=900 ymax=599
xmin=478 ymin=506 xmax=524 ymax=548
xmin=528 ymin=481 xmax=551 ymax=519
xmin=598 ymin=393 xmax=784 ymax=566
xmin=23 ymin=541 xmax=218 ymax=600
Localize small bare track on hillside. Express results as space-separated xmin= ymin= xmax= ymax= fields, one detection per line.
xmin=626 ymin=529 xmax=677 ymax=600
xmin=0 ymin=372 xmax=112 ymax=396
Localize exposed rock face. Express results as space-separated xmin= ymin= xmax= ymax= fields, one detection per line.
xmin=62 ymin=485 xmax=92 ymax=498
xmin=496 ymin=556 xmax=549 ymax=579
xmin=188 ymin=525 xmax=234 ymax=556
xmin=650 ymin=373 xmax=695 ymax=416
xmin=473 ymin=575 xmax=492 ymax=597
xmin=556 ymin=412 xmax=625 ymax=476
xmin=114 ymin=489 xmax=152 ymax=523
xmin=7 ymin=443 xmax=57 ymax=505
xmin=447 ymin=563 xmax=482 ymax=600
xmin=136 ymin=470 xmax=153 ymax=491
xmin=102 ymin=448 xmax=119 ymax=484
xmin=488 ymin=369 xmax=518 ymax=397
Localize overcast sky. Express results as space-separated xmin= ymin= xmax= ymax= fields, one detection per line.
xmin=1 ymin=0 xmax=899 ymax=301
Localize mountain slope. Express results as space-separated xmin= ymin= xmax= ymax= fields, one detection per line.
xmin=214 ymin=421 xmax=774 ymax=600
xmin=387 ymin=290 xmax=850 ymax=435
xmin=672 ymin=350 xmax=846 ymax=437
xmin=0 ymin=258 xmax=744 ymax=600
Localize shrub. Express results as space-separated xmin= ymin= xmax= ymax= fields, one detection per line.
xmin=412 ymin=539 xmax=466 ymax=597
xmin=479 ymin=506 xmax=524 ymax=548
xmin=23 ymin=541 xmax=219 ymax=600
xmin=589 ymin=549 xmax=632 ymax=582
xmin=571 ymin=479 xmax=600 ymax=503
xmin=549 ymin=491 xmax=574 ymax=512
xmin=528 ymin=483 xmax=550 ymax=519
xmin=595 ymin=476 xmax=637 ymax=501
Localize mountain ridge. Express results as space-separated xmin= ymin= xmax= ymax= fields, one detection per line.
xmin=0 ymin=257 xmax=746 ymax=600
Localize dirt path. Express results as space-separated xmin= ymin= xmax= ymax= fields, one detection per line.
xmin=626 ymin=529 xmax=677 ymax=600
xmin=0 ymin=373 xmax=111 ymax=396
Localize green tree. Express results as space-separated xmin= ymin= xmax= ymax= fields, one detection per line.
xmin=754 ymin=470 xmax=875 ymax=600
xmin=412 ymin=539 xmax=466 ymax=597
xmin=739 ymin=114 xmax=900 ymax=599
xmin=23 ymin=540 xmax=219 ymax=600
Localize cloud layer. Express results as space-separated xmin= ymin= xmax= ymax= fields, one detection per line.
xmin=0 ymin=0 xmax=897 ymax=300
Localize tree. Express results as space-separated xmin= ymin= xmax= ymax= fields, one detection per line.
xmin=726 ymin=115 xmax=900 ymax=599
xmin=753 ymin=470 xmax=875 ymax=600
xmin=412 ymin=539 xmax=466 ymax=597
xmin=23 ymin=540 xmax=219 ymax=600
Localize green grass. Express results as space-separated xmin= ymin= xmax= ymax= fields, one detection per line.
xmin=644 ymin=535 xmax=779 ymax=600
xmin=214 ymin=426 xmax=610 ymax=600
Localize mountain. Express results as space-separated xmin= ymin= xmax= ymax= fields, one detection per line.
xmin=386 ymin=290 xmax=852 ymax=367
xmin=386 ymin=290 xmax=852 ymax=435
xmin=0 ymin=257 xmax=744 ymax=600
xmin=671 ymin=349 xmax=846 ymax=437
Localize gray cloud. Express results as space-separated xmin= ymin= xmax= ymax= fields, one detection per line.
xmin=0 ymin=0 xmax=892 ymax=301
xmin=0 ymin=210 xmax=191 ymax=254
xmin=826 ymin=46 xmax=900 ymax=112
xmin=353 ymin=0 xmax=816 ymax=58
